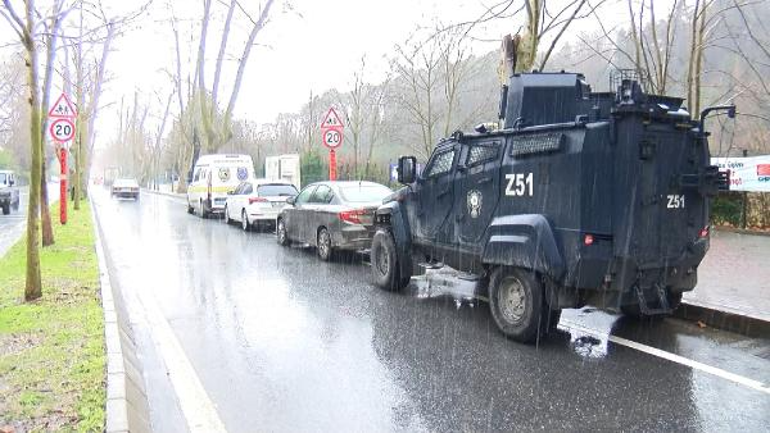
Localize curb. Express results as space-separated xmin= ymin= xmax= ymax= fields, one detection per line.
xmin=714 ymin=226 xmax=770 ymax=237
xmin=90 ymin=198 xmax=152 ymax=433
xmin=141 ymin=187 xmax=185 ymax=200
xmin=675 ymin=301 xmax=770 ymax=339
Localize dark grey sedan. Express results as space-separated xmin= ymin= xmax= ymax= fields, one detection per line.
xmin=276 ymin=181 xmax=392 ymax=260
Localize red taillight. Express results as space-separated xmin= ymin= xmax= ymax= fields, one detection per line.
xmin=584 ymin=234 xmax=594 ymax=246
xmin=249 ymin=197 xmax=268 ymax=204
xmin=339 ymin=209 xmax=366 ymax=224
xmin=699 ymin=226 xmax=710 ymax=238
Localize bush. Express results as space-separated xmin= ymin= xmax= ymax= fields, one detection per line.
xmin=711 ymin=192 xmax=743 ymax=227
xmin=300 ymin=150 xmax=328 ymax=185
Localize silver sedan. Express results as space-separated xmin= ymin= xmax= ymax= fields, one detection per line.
xmin=276 ymin=181 xmax=392 ymax=261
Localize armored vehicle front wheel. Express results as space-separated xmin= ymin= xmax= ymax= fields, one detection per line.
xmin=2 ymin=203 xmax=9 ymax=215
xmin=489 ymin=267 xmax=547 ymax=344
xmin=371 ymin=230 xmax=410 ymax=292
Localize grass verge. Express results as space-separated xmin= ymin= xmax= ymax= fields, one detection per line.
xmin=0 ymin=201 xmax=104 ymax=432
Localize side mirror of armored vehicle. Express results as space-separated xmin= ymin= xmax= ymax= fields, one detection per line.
xmin=397 ymin=156 xmax=417 ymax=184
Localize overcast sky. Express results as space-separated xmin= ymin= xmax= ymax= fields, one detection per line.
xmin=0 ymin=0 xmax=640 ymax=148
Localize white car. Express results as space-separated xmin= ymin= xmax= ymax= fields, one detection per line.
xmin=224 ymin=179 xmax=298 ymax=231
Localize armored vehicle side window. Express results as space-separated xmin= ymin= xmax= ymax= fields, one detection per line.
xmin=424 ymin=149 xmax=456 ymax=178
xmin=466 ymin=143 xmax=499 ymax=167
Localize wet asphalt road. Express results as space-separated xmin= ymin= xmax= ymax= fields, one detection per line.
xmin=0 ymin=187 xmax=27 ymax=257
xmin=93 ymin=190 xmax=770 ymax=432
xmin=0 ymin=184 xmax=57 ymax=258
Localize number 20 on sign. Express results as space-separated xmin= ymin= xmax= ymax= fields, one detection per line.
xmin=49 ymin=118 xmax=76 ymax=142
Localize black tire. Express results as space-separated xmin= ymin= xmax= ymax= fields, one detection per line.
xmin=241 ymin=210 xmax=250 ymax=231
xmin=317 ymin=227 xmax=333 ymax=261
xmin=371 ymin=229 xmax=411 ymax=292
xmin=276 ymin=218 xmax=290 ymax=246
xmin=187 ymin=201 xmax=194 ymax=214
xmin=1 ymin=203 xmax=9 ymax=215
xmin=488 ymin=267 xmax=544 ymax=344
xmin=199 ymin=199 xmax=208 ymax=219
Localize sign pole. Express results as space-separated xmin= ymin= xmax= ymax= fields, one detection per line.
xmin=329 ymin=149 xmax=337 ymax=181
xmin=320 ymin=107 xmax=344 ymax=181
xmin=59 ymin=144 xmax=67 ymax=225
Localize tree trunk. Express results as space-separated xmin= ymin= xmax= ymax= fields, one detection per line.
xmin=40 ymin=160 xmax=53 ymax=246
xmin=23 ymin=0 xmax=42 ymax=301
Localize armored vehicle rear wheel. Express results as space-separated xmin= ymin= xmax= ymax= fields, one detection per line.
xmin=372 ymin=230 xmax=410 ymax=292
xmin=2 ymin=203 xmax=9 ymax=215
xmin=489 ymin=267 xmax=545 ymax=344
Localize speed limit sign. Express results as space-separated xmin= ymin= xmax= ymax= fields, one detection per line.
xmin=49 ymin=118 xmax=76 ymax=142
xmin=322 ymin=127 xmax=343 ymax=149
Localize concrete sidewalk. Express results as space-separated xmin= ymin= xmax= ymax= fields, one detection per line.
xmin=678 ymin=229 xmax=770 ymax=337
xmin=142 ymin=184 xmax=185 ymax=200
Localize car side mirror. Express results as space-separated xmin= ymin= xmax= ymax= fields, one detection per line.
xmin=398 ymin=156 xmax=417 ymax=184
xmin=286 ymin=196 xmax=296 ymax=205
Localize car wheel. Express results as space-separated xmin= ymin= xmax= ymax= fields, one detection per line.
xmin=371 ymin=229 xmax=410 ymax=292
xmin=241 ymin=210 xmax=250 ymax=231
xmin=317 ymin=227 xmax=334 ymax=261
xmin=187 ymin=201 xmax=194 ymax=214
xmin=1 ymin=203 xmax=9 ymax=215
xmin=199 ymin=199 xmax=208 ymax=218
xmin=276 ymin=218 xmax=290 ymax=246
xmin=488 ymin=267 xmax=544 ymax=344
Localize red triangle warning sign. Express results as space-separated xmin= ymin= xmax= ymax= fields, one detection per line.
xmin=48 ymin=92 xmax=77 ymax=118
xmin=320 ymin=107 xmax=344 ymax=129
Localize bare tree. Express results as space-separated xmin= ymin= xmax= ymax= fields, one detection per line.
xmin=2 ymin=0 xmax=44 ymax=300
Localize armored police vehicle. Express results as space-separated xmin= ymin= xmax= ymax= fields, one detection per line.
xmin=371 ymin=68 xmax=731 ymax=343
xmin=0 ymin=170 xmax=20 ymax=215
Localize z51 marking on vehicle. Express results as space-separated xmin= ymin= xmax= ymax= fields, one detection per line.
xmin=505 ymin=173 xmax=534 ymax=197
xmin=667 ymin=194 xmax=685 ymax=209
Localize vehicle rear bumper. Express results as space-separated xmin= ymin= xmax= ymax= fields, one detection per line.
xmin=332 ymin=225 xmax=376 ymax=251
xmin=569 ymin=238 xmax=708 ymax=293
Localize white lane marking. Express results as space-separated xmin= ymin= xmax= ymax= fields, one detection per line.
xmin=135 ymin=290 xmax=229 ymax=433
xmin=94 ymin=196 xmax=227 ymax=433
xmin=560 ymin=319 xmax=770 ymax=396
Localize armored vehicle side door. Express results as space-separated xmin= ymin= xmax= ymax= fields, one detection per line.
xmin=413 ymin=144 xmax=458 ymax=245
xmin=454 ymin=139 xmax=503 ymax=249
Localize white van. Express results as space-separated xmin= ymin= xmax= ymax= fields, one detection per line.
xmin=187 ymin=154 xmax=255 ymax=217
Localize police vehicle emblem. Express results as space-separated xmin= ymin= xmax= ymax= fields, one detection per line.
xmin=467 ymin=190 xmax=483 ymax=218
xmin=218 ymin=167 xmax=231 ymax=182
xmin=237 ymin=166 xmax=248 ymax=181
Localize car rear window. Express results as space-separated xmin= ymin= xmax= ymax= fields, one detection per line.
xmin=114 ymin=179 xmax=138 ymax=187
xmin=338 ymin=184 xmax=391 ymax=203
xmin=257 ymin=184 xmax=298 ymax=197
